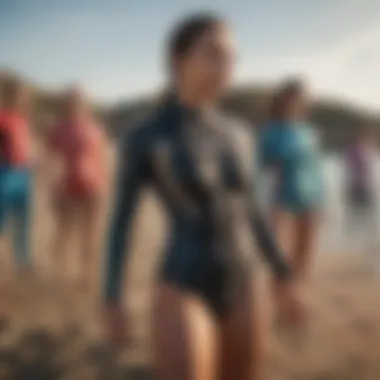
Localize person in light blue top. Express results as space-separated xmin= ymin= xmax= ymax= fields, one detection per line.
xmin=260 ymin=79 xmax=324 ymax=281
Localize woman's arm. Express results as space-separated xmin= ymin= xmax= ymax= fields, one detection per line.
xmin=0 ymin=120 xmax=10 ymax=165
xmin=248 ymin=198 xmax=292 ymax=280
xmin=234 ymin=122 xmax=292 ymax=280
xmin=104 ymin=125 xmax=147 ymax=304
xmin=95 ymin=123 xmax=111 ymax=192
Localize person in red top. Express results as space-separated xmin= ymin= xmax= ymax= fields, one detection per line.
xmin=0 ymin=78 xmax=32 ymax=272
xmin=44 ymin=85 xmax=108 ymax=290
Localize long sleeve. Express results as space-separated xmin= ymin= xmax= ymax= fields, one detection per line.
xmin=104 ymin=127 xmax=146 ymax=303
xmin=249 ymin=198 xmax=292 ymax=280
xmin=250 ymin=126 xmax=292 ymax=280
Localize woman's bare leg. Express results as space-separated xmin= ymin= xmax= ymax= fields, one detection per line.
xmin=217 ymin=278 xmax=267 ymax=380
xmin=51 ymin=200 xmax=73 ymax=281
xmin=151 ymin=284 xmax=217 ymax=380
xmin=293 ymin=211 xmax=319 ymax=281
xmin=78 ymin=196 xmax=102 ymax=293
xmin=270 ymin=208 xmax=293 ymax=261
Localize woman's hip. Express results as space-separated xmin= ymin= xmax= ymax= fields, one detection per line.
xmin=159 ymin=249 xmax=255 ymax=319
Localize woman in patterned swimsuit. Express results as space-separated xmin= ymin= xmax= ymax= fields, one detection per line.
xmin=103 ymin=13 xmax=303 ymax=380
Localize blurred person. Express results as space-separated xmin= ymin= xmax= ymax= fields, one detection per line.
xmin=103 ymin=13 xmax=303 ymax=380
xmin=260 ymin=80 xmax=324 ymax=284
xmin=0 ymin=79 xmax=33 ymax=274
xmin=43 ymin=86 xmax=108 ymax=291
xmin=344 ymin=125 xmax=378 ymax=256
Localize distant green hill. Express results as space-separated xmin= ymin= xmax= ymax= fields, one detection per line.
xmin=1 ymin=70 xmax=379 ymax=150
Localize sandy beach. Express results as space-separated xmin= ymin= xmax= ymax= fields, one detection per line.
xmin=0 ymin=148 xmax=380 ymax=380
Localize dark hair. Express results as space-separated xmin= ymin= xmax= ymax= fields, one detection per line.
xmin=270 ymin=78 xmax=305 ymax=121
xmin=167 ymin=12 xmax=224 ymax=74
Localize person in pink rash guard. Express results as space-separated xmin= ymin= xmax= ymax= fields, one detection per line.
xmin=43 ymin=86 xmax=108 ymax=290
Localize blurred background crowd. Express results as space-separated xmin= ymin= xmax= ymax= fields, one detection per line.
xmin=1 ymin=1 xmax=380 ymax=380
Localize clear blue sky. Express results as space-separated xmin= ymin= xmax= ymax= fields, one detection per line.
xmin=1 ymin=0 xmax=380 ymax=109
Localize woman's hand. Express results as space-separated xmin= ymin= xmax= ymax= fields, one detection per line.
xmin=274 ymin=278 xmax=305 ymax=327
xmin=103 ymin=303 xmax=128 ymax=350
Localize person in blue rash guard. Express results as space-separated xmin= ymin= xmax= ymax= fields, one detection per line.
xmin=103 ymin=14 xmax=303 ymax=380
xmin=260 ymin=79 xmax=324 ymax=283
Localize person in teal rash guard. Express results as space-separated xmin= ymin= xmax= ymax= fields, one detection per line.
xmin=103 ymin=14 xmax=304 ymax=380
xmin=260 ymin=79 xmax=324 ymax=282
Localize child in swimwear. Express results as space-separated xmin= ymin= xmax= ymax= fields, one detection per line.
xmin=344 ymin=124 xmax=378 ymax=258
xmin=43 ymin=86 xmax=108 ymax=291
xmin=260 ymin=79 xmax=324 ymax=283
xmin=0 ymin=79 xmax=33 ymax=276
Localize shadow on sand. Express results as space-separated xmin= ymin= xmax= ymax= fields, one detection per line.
xmin=0 ymin=318 xmax=153 ymax=380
